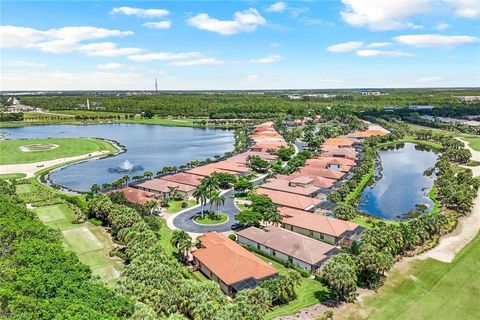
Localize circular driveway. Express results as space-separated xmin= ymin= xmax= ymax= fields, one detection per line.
xmin=172 ymin=189 xmax=240 ymax=232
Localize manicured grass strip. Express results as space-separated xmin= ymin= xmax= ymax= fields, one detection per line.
xmin=193 ymin=212 xmax=228 ymax=225
xmin=0 ymin=172 xmax=26 ymax=180
xmin=122 ymin=116 xmax=196 ymax=127
xmin=338 ymin=234 xmax=480 ymax=320
xmin=166 ymin=199 xmax=197 ymax=214
xmin=0 ymin=137 xmax=116 ymax=165
xmin=16 ymin=184 xmax=35 ymax=194
xmin=462 ymin=136 xmax=480 ymax=152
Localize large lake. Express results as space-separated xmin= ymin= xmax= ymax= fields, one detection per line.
xmin=1 ymin=124 xmax=235 ymax=191
xmin=357 ymin=143 xmax=438 ymax=220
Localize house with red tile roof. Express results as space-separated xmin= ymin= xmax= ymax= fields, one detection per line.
xmin=297 ymin=166 xmax=346 ymax=180
xmin=117 ymin=187 xmax=159 ymax=205
xmin=236 ymin=226 xmax=340 ymax=273
xmin=251 ymin=141 xmax=289 ymax=152
xmin=322 ymin=137 xmax=357 ymax=149
xmin=321 ymin=147 xmax=357 ymax=161
xmin=160 ymin=172 xmax=204 ymax=187
xmin=228 ymin=151 xmax=277 ymax=164
xmin=137 ymin=179 xmax=196 ymax=198
xmin=192 ymin=232 xmax=277 ymax=296
xmin=276 ymin=173 xmax=336 ymax=189
xmin=186 ymin=166 xmax=237 ymax=177
xmin=256 ymin=188 xmax=322 ymax=211
xmin=261 ymin=178 xmax=321 ymax=197
xmin=305 ymin=157 xmax=355 ymax=173
xmin=278 ymin=207 xmax=362 ymax=246
xmin=209 ymin=160 xmax=251 ymax=175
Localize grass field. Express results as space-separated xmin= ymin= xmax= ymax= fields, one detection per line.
xmin=0 ymin=137 xmax=116 ymax=165
xmin=0 ymin=173 xmax=26 ymax=180
xmin=462 ymin=136 xmax=480 ymax=151
xmin=337 ymin=234 xmax=480 ymax=320
xmin=30 ymin=202 xmax=123 ymax=284
xmin=259 ymin=254 xmax=331 ymax=320
xmin=122 ymin=116 xmax=196 ymax=127
xmin=166 ymin=199 xmax=197 ymax=214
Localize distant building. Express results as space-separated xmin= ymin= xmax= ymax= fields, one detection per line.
xmin=456 ymin=96 xmax=480 ymax=102
xmin=408 ymin=105 xmax=434 ymax=110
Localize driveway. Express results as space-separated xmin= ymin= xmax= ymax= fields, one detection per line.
xmin=172 ymin=189 xmax=240 ymax=233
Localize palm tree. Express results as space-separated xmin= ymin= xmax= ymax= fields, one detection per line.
xmin=122 ymin=175 xmax=130 ymax=187
xmin=91 ymin=184 xmax=101 ymax=194
xmin=144 ymin=199 xmax=160 ymax=215
xmin=168 ymin=186 xmax=180 ymax=201
xmin=210 ymin=191 xmax=225 ymax=214
xmin=193 ymin=185 xmax=208 ymax=218
xmin=144 ymin=170 xmax=153 ymax=180
xmin=101 ymin=183 xmax=110 ymax=191
xmin=171 ymin=230 xmax=193 ymax=262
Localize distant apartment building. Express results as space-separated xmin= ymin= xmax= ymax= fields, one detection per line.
xmin=408 ymin=105 xmax=435 ymax=110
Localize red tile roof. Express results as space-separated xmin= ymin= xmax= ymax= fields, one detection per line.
xmin=323 ymin=137 xmax=356 ymax=148
xmin=261 ymin=178 xmax=319 ymax=196
xmin=279 ymin=207 xmax=360 ymax=237
xmin=236 ymin=226 xmax=337 ymax=266
xmin=228 ymin=151 xmax=277 ymax=164
xmin=187 ymin=165 xmax=240 ymax=177
xmin=160 ymin=172 xmax=204 ymax=187
xmin=256 ymin=188 xmax=321 ymax=210
xmin=210 ymin=161 xmax=251 ymax=174
xmin=251 ymin=141 xmax=289 ymax=151
xmin=118 ymin=187 xmax=157 ymax=205
xmin=137 ymin=179 xmax=195 ymax=194
xmin=297 ymin=166 xmax=345 ymax=180
xmin=276 ymin=173 xmax=336 ymax=189
xmin=192 ymin=232 xmax=277 ymax=285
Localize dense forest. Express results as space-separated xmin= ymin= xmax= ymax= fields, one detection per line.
xmin=7 ymin=89 xmax=479 ymax=119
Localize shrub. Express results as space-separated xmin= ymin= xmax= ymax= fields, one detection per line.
xmin=228 ymin=234 xmax=237 ymax=241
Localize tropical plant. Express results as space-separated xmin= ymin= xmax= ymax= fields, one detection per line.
xmin=171 ymin=230 xmax=193 ymax=262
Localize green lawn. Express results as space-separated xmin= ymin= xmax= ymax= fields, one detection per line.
xmin=193 ymin=212 xmax=228 ymax=225
xmin=166 ymin=199 xmax=197 ymax=214
xmin=0 ymin=173 xmax=26 ymax=180
xmin=0 ymin=137 xmax=117 ymax=165
xmin=257 ymin=254 xmax=331 ymax=320
xmin=462 ymin=136 xmax=480 ymax=152
xmin=337 ymin=234 xmax=480 ymax=320
xmin=122 ymin=116 xmax=196 ymax=127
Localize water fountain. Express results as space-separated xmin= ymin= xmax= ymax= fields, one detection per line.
xmin=108 ymin=159 xmax=143 ymax=173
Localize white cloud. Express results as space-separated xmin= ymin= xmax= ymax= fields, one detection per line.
xmin=0 ymin=25 xmax=133 ymax=54
xmin=327 ymin=41 xmax=363 ymax=52
xmin=266 ymin=2 xmax=287 ymax=13
xmin=366 ymin=42 xmax=391 ymax=47
xmin=169 ymin=58 xmax=224 ymax=66
xmin=434 ymin=23 xmax=451 ymax=31
xmin=341 ymin=0 xmax=430 ymax=30
xmin=356 ymin=49 xmax=413 ymax=57
xmin=394 ymin=34 xmax=479 ymax=48
xmin=246 ymin=74 xmax=260 ymax=80
xmin=248 ymin=55 xmax=282 ymax=63
xmin=78 ymin=42 xmax=142 ymax=57
xmin=3 ymin=60 xmax=47 ymax=68
xmin=187 ymin=8 xmax=266 ymax=35
xmin=417 ymin=76 xmax=444 ymax=82
xmin=97 ymin=63 xmax=124 ymax=70
xmin=142 ymin=21 xmax=171 ymax=29
xmin=128 ymin=52 xmax=202 ymax=62
xmin=111 ymin=7 xmax=169 ymax=18
xmin=444 ymin=0 xmax=479 ymax=18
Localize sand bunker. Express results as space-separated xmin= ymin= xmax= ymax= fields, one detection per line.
xmin=20 ymin=143 xmax=59 ymax=152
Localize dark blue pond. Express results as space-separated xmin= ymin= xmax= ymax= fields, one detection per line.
xmin=1 ymin=124 xmax=234 ymax=191
xmin=357 ymin=143 xmax=438 ymax=220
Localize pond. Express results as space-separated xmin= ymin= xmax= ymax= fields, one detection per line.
xmin=357 ymin=142 xmax=438 ymax=220
xmin=1 ymin=124 xmax=235 ymax=191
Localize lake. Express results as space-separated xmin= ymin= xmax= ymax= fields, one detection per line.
xmin=1 ymin=124 xmax=235 ymax=191
xmin=357 ymin=143 xmax=438 ymax=220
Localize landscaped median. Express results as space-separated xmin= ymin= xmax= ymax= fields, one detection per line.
xmin=193 ymin=212 xmax=229 ymax=225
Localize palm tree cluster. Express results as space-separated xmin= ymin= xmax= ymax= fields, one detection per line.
xmin=235 ymin=194 xmax=281 ymax=227
xmin=193 ymin=173 xmax=226 ymax=218
xmin=86 ymin=194 xmax=273 ymax=319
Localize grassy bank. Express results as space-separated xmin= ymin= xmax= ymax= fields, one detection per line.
xmin=0 ymin=137 xmax=117 ymax=165
xmin=337 ymin=233 xmax=480 ymax=320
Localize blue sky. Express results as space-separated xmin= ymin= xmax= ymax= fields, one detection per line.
xmin=1 ymin=1 xmax=479 ymax=90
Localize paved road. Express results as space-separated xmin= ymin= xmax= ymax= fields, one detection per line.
xmin=294 ymin=139 xmax=306 ymax=152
